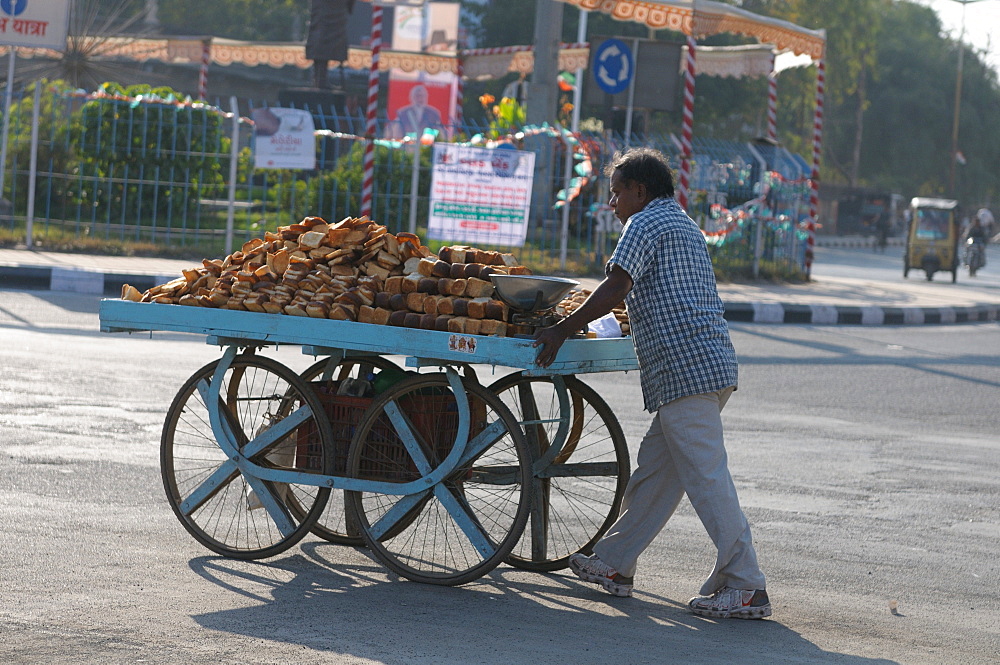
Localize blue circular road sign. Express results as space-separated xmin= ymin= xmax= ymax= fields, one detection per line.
xmin=593 ymin=38 xmax=634 ymax=95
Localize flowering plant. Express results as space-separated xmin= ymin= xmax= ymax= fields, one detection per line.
xmin=479 ymin=93 xmax=525 ymax=140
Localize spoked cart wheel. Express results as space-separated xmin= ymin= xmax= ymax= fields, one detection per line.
xmin=161 ymin=350 xmax=334 ymax=560
xmin=297 ymin=355 xmax=403 ymax=545
xmin=489 ymin=372 xmax=630 ymax=572
xmin=345 ymin=370 xmax=531 ymax=586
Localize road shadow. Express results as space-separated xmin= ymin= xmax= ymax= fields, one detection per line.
xmin=188 ymin=545 xmax=901 ymax=665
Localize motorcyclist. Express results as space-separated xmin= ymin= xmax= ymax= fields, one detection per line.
xmin=963 ymin=210 xmax=991 ymax=274
xmin=966 ymin=210 xmax=991 ymax=243
xmin=973 ymin=208 xmax=994 ymax=239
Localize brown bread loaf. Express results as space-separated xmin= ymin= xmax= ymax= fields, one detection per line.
xmin=431 ymin=260 xmax=452 ymax=278
xmin=417 ymin=278 xmax=439 ymax=294
xmin=389 ymin=293 xmax=409 ymax=311
xmin=436 ymin=296 xmax=455 ymax=315
xmin=405 ymin=292 xmax=425 ymax=312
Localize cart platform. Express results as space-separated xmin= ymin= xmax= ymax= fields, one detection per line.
xmin=99 ymin=299 xmax=638 ymax=375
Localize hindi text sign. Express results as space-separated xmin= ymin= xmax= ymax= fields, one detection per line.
xmin=0 ymin=0 xmax=70 ymax=50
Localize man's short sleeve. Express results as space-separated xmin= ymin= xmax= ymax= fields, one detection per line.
xmin=607 ymin=217 xmax=653 ymax=281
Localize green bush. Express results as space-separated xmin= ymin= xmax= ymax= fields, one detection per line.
xmin=72 ymin=82 xmax=228 ymax=225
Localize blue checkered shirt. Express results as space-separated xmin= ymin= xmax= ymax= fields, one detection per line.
xmin=608 ymin=197 xmax=738 ymax=412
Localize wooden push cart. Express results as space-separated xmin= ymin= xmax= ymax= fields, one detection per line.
xmin=100 ymin=300 xmax=638 ymax=586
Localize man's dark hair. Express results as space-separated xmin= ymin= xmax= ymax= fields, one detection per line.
xmin=603 ymin=147 xmax=674 ymax=199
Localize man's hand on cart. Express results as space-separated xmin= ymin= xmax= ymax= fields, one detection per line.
xmin=533 ymin=324 xmax=571 ymax=368
xmin=533 ymin=266 xmax=633 ymax=368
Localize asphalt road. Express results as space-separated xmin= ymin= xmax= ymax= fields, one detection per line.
xmin=817 ymin=242 xmax=1000 ymax=289
xmin=1 ymin=272 xmax=998 ymax=664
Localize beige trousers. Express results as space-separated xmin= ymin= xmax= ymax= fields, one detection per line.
xmin=592 ymin=387 xmax=766 ymax=595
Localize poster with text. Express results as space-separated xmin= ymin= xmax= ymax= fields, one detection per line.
xmin=252 ymin=107 xmax=315 ymax=170
xmin=428 ymin=144 xmax=535 ymax=247
xmin=0 ymin=0 xmax=70 ymax=50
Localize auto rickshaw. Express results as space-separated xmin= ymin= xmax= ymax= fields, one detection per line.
xmin=904 ymin=197 xmax=959 ymax=282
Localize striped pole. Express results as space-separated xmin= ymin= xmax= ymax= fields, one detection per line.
xmin=455 ymin=52 xmax=464 ymax=130
xmin=198 ymin=39 xmax=210 ymax=101
xmin=766 ymin=52 xmax=777 ymax=143
xmin=361 ymin=4 xmax=383 ymax=219
xmin=806 ymin=57 xmax=825 ymax=278
xmin=678 ymin=34 xmax=697 ymax=211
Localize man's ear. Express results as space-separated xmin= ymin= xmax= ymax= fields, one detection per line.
xmin=635 ymin=181 xmax=648 ymax=202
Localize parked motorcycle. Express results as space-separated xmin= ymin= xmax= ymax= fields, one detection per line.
xmin=964 ymin=237 xmax=986 ymax=277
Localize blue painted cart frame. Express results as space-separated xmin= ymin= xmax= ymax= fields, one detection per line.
xmin=99 ymin=299 xmax=638 ymax=583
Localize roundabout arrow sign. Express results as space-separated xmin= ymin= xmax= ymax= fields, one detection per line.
xmin=593 ymin=38 xmax=634 ymax=95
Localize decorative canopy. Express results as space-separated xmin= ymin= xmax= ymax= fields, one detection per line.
xmin=1 ymin=37 xmax=793 ymax=80
xmin=0 ymin=38 xmax=589 ymax=80
xmin=686 ymin=43 xmax=774 ymax=78
xmin=556 ymin=0 xmax=825 ymax=59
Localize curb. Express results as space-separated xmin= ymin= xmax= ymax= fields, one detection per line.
xmin=0 ymin=264 xmax=174 ymax=297
xmin=4 ymin=263 xmax=998 ymax=326
xmin=723 ymin=301 xmax=999 ymax=325
xmin=814 ymin=237 xmax=905 ymax=249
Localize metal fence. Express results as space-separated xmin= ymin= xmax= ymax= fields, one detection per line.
xmin=0 ymin=87 xmax=811 ymax=276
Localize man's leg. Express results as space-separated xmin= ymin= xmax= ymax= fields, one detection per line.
xmin=592 ymin=411 xmax=686 ymax=578
xmin=660 ymin=388 xmax=765 ymax=595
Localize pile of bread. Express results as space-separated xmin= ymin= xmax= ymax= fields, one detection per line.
xmin=556 ymin=289 xmax=631 ymax=336
xmin=121 ymin=215 xmax=540 ymax=337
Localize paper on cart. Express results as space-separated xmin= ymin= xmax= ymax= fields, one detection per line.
xmin=588 ymin=312 xmax=622 ymax=338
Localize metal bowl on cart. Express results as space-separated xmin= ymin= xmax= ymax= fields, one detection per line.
xmin=489 ymin=274 xmax=580 ymax=312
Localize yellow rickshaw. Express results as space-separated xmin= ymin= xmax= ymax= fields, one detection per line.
xmin=904 ymin=197 xmax=959 ymax=282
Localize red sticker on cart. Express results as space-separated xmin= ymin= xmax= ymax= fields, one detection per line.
xmin=448 ymin=334 xmax=478 ymax=354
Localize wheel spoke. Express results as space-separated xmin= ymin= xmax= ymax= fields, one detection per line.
xmin=433 ymin=483 xmax=496 ymax=558
xmin=368 ymin=489 xmax=431 ymax=540
xmin=179 ymin=459 xmax=240 ymax=516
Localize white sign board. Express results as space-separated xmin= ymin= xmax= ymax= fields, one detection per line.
xmin=428 ymin=144 xmax=535 ymax=247
xmin=0 ymin=0 xmax=70 ymax=50
xmin=252 ymin=107 xmax=316 ymax=170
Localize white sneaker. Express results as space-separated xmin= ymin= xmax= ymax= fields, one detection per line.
xmin=567 ymin=553 xmax=633 ymax=597
xmin=688 ymin=587 xmax=772 ymax=619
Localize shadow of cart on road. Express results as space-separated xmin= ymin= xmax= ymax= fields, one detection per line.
xmin=187 ymin=544 xmax=901 ymax=665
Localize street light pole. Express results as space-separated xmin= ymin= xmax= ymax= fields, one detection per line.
xmin=948 ymin=0 xmax=989 ymax=197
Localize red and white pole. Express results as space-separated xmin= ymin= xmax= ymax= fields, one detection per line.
xmin=198 ymin=39 xmax=210 ymax=101
xmin=766 ymin=52 xmax=777 ymax=143
xmin=455 ymin=52 xmax=464 ymax=130
xmin=806 ymin=57 xmax=825 ymax=278
xmin=361 ymin=5 xmax=383 ymax=219
xmin=678 ymin=34 xmax=697 ymax=211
